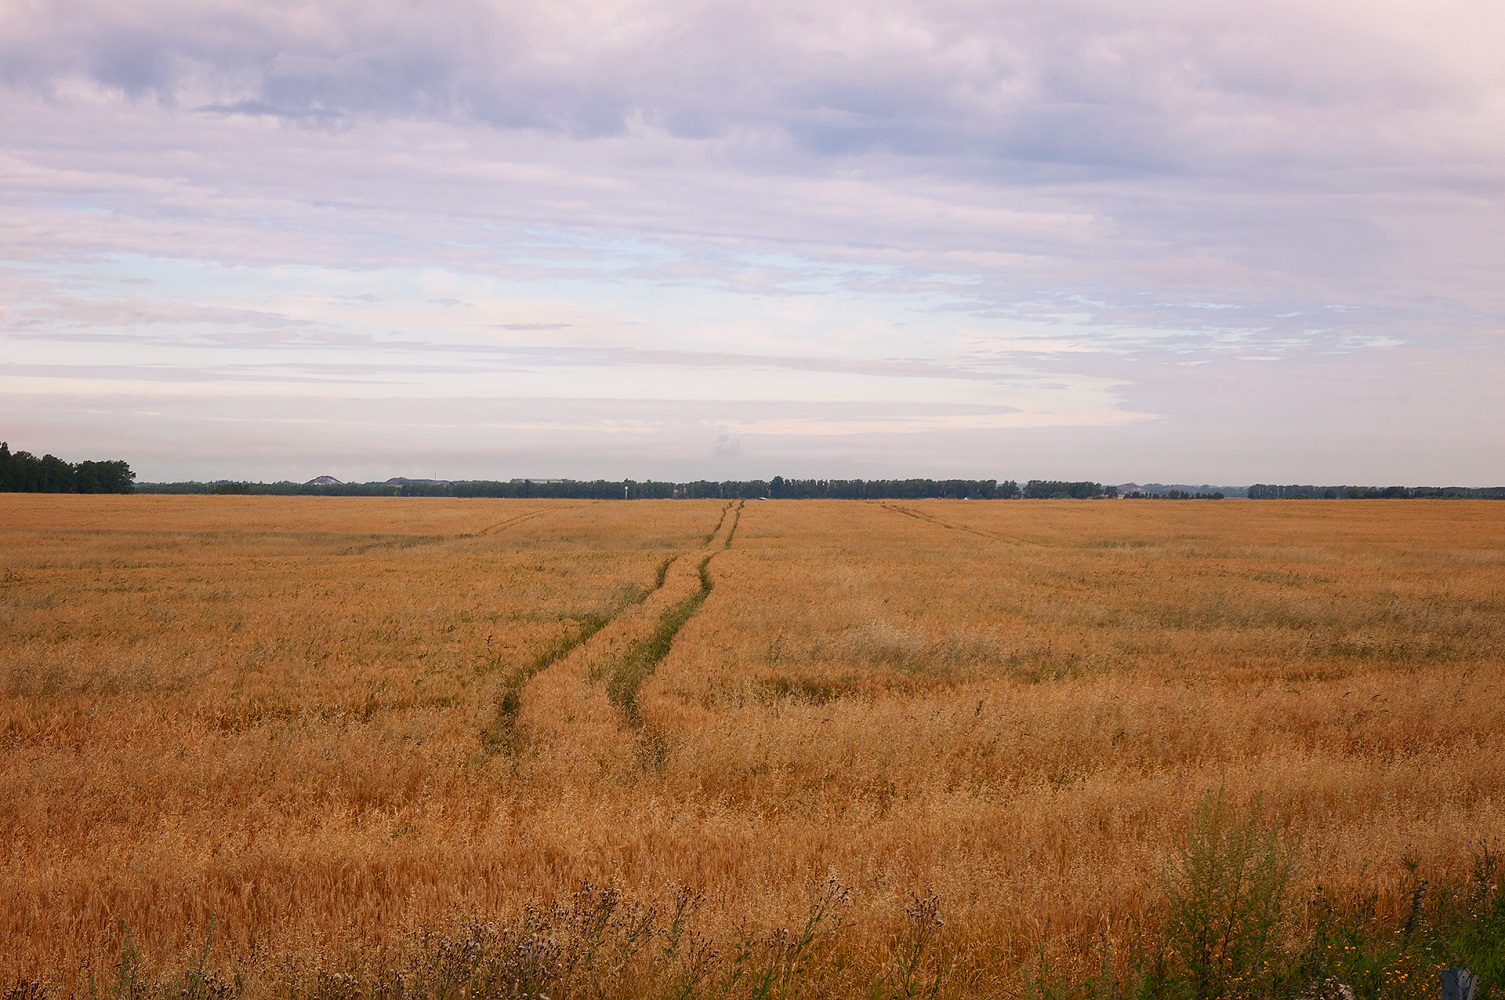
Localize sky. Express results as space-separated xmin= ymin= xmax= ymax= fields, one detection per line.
xmin=3 ymin=0 xmax=1503 ymax=485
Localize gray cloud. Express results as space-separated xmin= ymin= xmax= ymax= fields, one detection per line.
xmin=5 ymin=1 xmax=1497 ymax=169
xmin=194 ymin=99 xmax=346 ymax=122
xmin=2 ymin=1 xmax=1503 ymax=480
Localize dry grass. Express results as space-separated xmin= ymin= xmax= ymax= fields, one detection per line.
xmin=2 ymin=496 xmax=1503 ymax=995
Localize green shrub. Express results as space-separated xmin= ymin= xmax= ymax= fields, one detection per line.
xmin=1162 ymin=791 xmax=1297 ymax=998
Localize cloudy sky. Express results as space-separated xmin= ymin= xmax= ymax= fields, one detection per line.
xmin=3 ymin=0 xmax=1503 ymax=484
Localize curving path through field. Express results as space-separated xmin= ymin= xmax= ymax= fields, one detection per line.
xmin=508 ymin=501 xmax=742 ymax=782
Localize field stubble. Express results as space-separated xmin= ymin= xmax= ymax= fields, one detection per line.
xmin=1 ymin=496 xmax=1503 ymax=996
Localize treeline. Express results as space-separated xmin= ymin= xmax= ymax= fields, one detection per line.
xmin=137 ymin=477 xmax=1123 ymax=500
xmin=45 ymin=468 xmax=1505 ymax=501
xmin=1249 ymin=484 xmax=1505 ymax=500
xmin=717 ymin=478 xmax=1117 ymax=499
xmin=1020 ymin=480 xmax=1116 ymax=499
xmin=0 ymin=442 xmax=135 ymax=494
xmin=1124 ymin=489 xmax=1226 ymax=500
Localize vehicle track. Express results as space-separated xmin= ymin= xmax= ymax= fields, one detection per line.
xmin=880 ymin=500 xmax=1042 ymax=546
xmin=604 ymin=501 xmax=741 ymax=730
xmin=880 ymin=501 xmax=996 ymax=539
xmin=473 ymin=508 xmax=555 ymax=537
xmin=339 ymin=507 xmax=561 ymax=555
xmin=480 ymin=552 xmax=676 ymax=753
xmin=495 ymin=502 xmax=741 ymax=766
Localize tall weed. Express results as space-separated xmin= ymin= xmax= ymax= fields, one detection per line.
xmin=1162 ymin=790 xmax=1297 ymax=998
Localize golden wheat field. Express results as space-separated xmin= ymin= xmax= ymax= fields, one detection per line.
xmin=2 ymin=495 xmax=1504 ymax=996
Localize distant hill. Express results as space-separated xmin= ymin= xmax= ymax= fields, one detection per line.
xmin=303 ymin=475 xmax=343 ymax=486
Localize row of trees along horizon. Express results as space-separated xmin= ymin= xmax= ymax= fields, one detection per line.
xmin=5 ymin=443 xmax=1505 ymax=499
xmin=146 ymin=477 xmax=1110 ymax=499
xmin=0 ymin=442 xmax=135 ymax=494
xmin=123 ymin=478 xmax=1505 ymax=500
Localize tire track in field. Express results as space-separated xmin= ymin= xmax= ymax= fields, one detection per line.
xmin=880 ymin=501 xmax=1043 ymax=546
xmin=338 ymin=506 xmax=561 ymax=555
xmin=472 ymin=508 xmax=557 ymax=537
xmin=492 ymin=502 xmax=740 ymax=758
xmin=479 ymin=550 xmax=676 ymax=753
xmin=604 ymin=501 xmax=741 ymax=724
xmin=702 ymin=501 xmax=732 ymax=545
xmin=880 ymin=501 xmax=998 ymax=540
